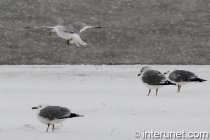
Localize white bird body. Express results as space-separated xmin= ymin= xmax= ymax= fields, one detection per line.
xmin=142 ymin=82 xmax=165 ymax=89
xmin=168 ymin=81 xmax=189 ymax=86
xmin=53 ymin=26 xmax=87 ymax=46
xmin=54 ymin=27 xmax=74 ymax=40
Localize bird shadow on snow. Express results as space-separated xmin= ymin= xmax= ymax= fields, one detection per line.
xmin=15 ymin=124 xmax=65 ymax=133
xmin=22 ymin=124 xmax=37 ymax=132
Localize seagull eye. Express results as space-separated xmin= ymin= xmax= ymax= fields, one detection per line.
xmin=40 ymin=106 xmax=42 ymax=107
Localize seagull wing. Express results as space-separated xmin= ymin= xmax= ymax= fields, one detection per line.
xmin=24 ymin=26 xmax=53 ymax=29
xmin=72 ymin=22 xmax=102 ymax=33
xmin=40 ymin=106 xmax=71 ymax=120
xmin=169 ymin=70 xmax=197 ymax=82
xmin=79 ymin=26 xmax=94 ymax=33
xmin=142 ymin=70 xmax=167 ymax=85
xmin=79 ymin=25 xmax=102 ymax=33
xmin=58 ymin=26 xmax=75 ymax=34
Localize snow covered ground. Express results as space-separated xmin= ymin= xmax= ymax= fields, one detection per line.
xmin=0 ymin=65 xmax=209 ymax=140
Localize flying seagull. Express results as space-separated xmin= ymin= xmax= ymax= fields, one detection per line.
xmin=32 ymin=104 xmax=84 ymax=132
xmin=138 ymin=66 xmax=176 ymax=96
xmin=25 ymin=22 xmax=102 ymax=46
xmin=168 ymin=70 xmax=207 ymax=92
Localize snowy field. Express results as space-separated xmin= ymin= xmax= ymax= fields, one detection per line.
xmin=0 ymin=65 xmax=209 ymax=140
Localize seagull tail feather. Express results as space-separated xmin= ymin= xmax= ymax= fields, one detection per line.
xmin=190 ymin=78 xmax=207 ymax=82
xmin=93 ymin=26 xmax=102 ymax=28
xmin=69 ymin=113 xmax=84 ymax=118
xmin=163 ymin=80 xmax=176 ymax=85
xmin=89 ymin=26 xmax=102 ymax=29
xmin=57 ymin=113 xmax=84 ymax=119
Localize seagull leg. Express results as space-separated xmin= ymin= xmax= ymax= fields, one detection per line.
xmin=147 ymin=89 xmax=151 ymax=96
xmin=178 ymin=85 xmax=181 ymax=92
xmin=177 ymin=85 xmax=179 ymax=92
xmin=46 ymin=124 xmax=50 ymax=132
xmin=75 ymin=42 xmax=80 ymax=47
xmin=52 ymin=124 xmax=54 ymax=132
xmin=67 ymin=38 xmax=73 ymax=45
xmin=156 ymin=89 xmax=158 ymax=96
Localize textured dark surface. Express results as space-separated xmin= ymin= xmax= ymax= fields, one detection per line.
xmin=0 ymin=0 xmax=210 ymax=65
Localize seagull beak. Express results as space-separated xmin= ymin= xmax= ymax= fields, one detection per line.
xmin=164 ymin=71 xmax=169 ymax=75
xmin=138 ymin=73 xmax=141 ymax=76
xmin=32 ymin=107 xmax=37 ymax=109
xmin=49 ymin=32 xmax=52 ymax=35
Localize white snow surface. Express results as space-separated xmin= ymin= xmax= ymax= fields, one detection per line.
xmin=0 ymin=65 xmax=209 ymax=140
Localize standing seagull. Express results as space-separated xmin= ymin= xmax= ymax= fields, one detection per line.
xmin=25 ymin=22 xmax=102 ymax=46
xmin=32 ymin=104 xmax=84 ymax=132
xmin=138 ymin=66 xmax=176 ymax=96
xmin=168 ymin=70 xmax=207 ymax=92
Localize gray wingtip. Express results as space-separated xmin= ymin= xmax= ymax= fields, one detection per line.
xmin=24 ymin=27 xmax=32 ymax=29
xmin=94 ymin=26 xmax=103 ymax=28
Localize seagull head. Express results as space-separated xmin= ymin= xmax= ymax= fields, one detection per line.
xmin=49 ymin=26 xmax=59 ymax=35
xmin=49 ymin=28 xmax=54 ymax=35
xmin=32 ymin=104 xmax=48 ymax=110
xmin=138 ymin=66 xmax=151 ymax=76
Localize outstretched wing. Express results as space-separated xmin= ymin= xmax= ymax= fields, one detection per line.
xmin=79 ymin=26 xmax=95 ymax=33
xmin=72 ymin=22 xmax=102 ymax=33
xmin=24 ymin=26 xmax=53 ymax=29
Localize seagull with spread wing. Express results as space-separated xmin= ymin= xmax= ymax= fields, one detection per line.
xmin=25 ymin=22 xmax=102 ymax=46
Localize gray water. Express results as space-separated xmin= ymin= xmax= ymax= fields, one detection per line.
xmin=0 ymin=0 xmax=210 ymax=65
